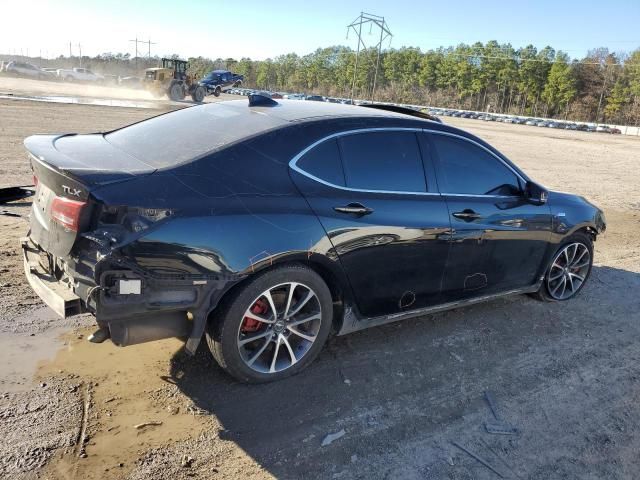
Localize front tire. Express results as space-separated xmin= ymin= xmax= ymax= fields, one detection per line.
xmin=191 ymin=85 xmax=206 ymax=103
xmin=206 ymin=265 xmax=333 ymax=383
xmin=213 ymin=86 xmax=221 ymax=97
xmin=533 ymin=232 xmax=594 ymax=302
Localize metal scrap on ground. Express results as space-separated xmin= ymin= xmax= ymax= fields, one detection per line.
xmin=484 ymin=391 xmax=518 ymax=435
xmin=451 ymin=441 xmax=505 ymax=478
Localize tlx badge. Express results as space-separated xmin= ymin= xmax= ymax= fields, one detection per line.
xmin=62 ymin=185 xmax=82 ymax=197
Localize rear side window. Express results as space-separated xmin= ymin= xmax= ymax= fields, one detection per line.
xmin=297 ymin=139 xmax=344 ymax=186
xmin=430 ymin=134 xmax=520 ymax=195
xmin=338 ymin=131 xmax=426 ymax=192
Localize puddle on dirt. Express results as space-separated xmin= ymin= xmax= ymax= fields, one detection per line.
xmin=0 ymin=308 xmax=70 ymax=393
xmin=38 ymin=328 xmax=211 ymax=479
xmin=0 ymin=93 xmax=165 ymax=109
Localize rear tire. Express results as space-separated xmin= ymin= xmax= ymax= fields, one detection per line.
xmin=206 ymin=265 xmax=333 ymax=383
xmin=213 ymin=86 xmax=221 ymax=97
xmin=532 ymin=232 xmax=594 ymax=302
xmin=168 ymin=82 xmax=185 ymax=101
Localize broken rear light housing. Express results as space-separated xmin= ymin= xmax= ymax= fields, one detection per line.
xmin=51 ymin=196 xmax=86 ymax=231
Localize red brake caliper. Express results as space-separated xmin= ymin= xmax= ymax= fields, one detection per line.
xmin=241 ymin=299 xmax=268 ymax=333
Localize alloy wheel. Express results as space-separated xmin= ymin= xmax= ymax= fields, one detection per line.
xmin=547 ymin=242 xmax=591 ymax=300
xmin=237 ymin=282 xmax=322 ymax=374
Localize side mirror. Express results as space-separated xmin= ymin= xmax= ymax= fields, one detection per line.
xmin=525 ymin=180 xmax=548 ymax=205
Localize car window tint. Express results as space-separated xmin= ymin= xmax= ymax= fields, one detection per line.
xmin=297 ymin=139 xmax=344 ymax=186
xmin=430 ymin=134 xmax=520 ymax=195
xmin=105 ymin=102 xmax=286 ymax=168
xmin=338 ymin=131 xmax=426 ymax=192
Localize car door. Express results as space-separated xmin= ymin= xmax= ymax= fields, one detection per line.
xmin=424 ymin=131 xmax=552 ymax=301
xmin=290 ymin=128 xmax=451 ymax=318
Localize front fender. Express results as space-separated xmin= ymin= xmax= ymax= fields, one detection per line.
xmin=548 ymin=191 xmax=606 ymax=242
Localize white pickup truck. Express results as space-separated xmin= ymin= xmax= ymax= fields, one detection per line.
xmin=56 ymin=67 xmax=104 ymax=83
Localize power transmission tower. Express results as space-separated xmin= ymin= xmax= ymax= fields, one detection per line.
xmin=130 ymin=37 xmax=157 ymax=72
xmin=346 ymin=12 xmax=392 ymax=102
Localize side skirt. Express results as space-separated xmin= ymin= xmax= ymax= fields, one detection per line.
xmin=337 ymin=282 xmax=542 ymax=335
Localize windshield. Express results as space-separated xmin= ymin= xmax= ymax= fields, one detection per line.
xmin=202 ymin=72 xmax=221 ymax=82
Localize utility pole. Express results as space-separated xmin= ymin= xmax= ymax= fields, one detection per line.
xmin=146 ymin=38 xmax=157 ymax=59
xmin=78 ymin=43 xmax=82 ymax=67
xmin=346 ymin=12 xmax=392 ymax=102
xmin=129 ymin=37 xmax=140 ymax=72
xmin=69 ymin=41 xmax=72 ymax=59
xmin=595 ymin=63 xmax=610 ymax=124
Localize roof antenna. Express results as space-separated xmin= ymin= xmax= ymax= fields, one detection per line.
xmin=248 ymin=94 xmax=278 ymax=107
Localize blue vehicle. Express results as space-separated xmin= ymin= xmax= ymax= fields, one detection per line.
xmin=198 ymin=69 xmax=244 ymax=97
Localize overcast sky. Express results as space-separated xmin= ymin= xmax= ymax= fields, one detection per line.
xmin=3 ymin=0 xmax=639 ymax=60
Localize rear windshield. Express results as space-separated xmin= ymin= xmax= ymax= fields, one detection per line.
xmin=105 ymin=102 xmax=286 ymax=169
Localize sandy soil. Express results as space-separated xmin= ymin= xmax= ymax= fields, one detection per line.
xmin=0 ymin=99 xmax=639 ymax=480
xmin=0 ymin=75 xmax=159 ymax=101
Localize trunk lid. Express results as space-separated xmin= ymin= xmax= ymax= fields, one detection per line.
xmin=25 ymin=134 xmax=155 ymax=258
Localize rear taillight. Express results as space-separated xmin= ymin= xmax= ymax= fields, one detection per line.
xmin=51 ymin=196 xmax=86 ymax=232
xmin=33 ymin=175 xmax=38 ymax=187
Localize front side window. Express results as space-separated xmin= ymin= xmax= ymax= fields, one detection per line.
xmin=338 ymin=131 xmax=426 ymax=192
xmin=430 ymin=134 xmax=520 ymax=196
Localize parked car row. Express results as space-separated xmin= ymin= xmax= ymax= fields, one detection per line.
xmin=0 ymin=61 xmax=150 ymax=89
xmin=0 ymin=61 xmax=107 ymax=83
xmin=0 ymin=61 xmax=57 ymax=80
xmin=426 ymin=108 xmax=622 ymax=134
xmin=226 ymin=88 xmax=354 ymax=104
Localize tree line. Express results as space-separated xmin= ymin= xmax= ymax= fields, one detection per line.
xmin=190 ymin=42 xmax=640 ymax=125
xmin=6 ymin=40 xmax=640 ymax=124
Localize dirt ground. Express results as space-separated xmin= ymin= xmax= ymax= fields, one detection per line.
xmin=0 ymin=96 xmax=639 ymax=480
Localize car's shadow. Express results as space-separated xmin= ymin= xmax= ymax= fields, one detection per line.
xmin=166 ymin=265 xmax=640 ymax=478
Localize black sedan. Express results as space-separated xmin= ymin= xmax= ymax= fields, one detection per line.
xmin=22 ymin=96 xmax=606 ymax=383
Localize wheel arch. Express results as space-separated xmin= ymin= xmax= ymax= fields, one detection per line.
xmin=205 ymin=254 xmax=350 ymax=333
xmin=568 ymin=223 xmax=599 ymax=242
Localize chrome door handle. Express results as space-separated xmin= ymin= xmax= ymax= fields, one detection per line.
xmin=334 ymin=203 xmax=374 ymax=215
xmin=452 ymin=209 xmax=481 ymax=221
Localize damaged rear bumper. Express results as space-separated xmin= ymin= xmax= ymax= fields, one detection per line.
xmin=21 ymin=235 xmax=227 ymax=353
xmin=21 ymin=236 xmax=84 ymax=317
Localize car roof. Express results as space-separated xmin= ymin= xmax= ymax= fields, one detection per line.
xmin=105 ymin=98 xmax=528 ymax=178
xmin=222 ymin=98 xmax=433 ymax=123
